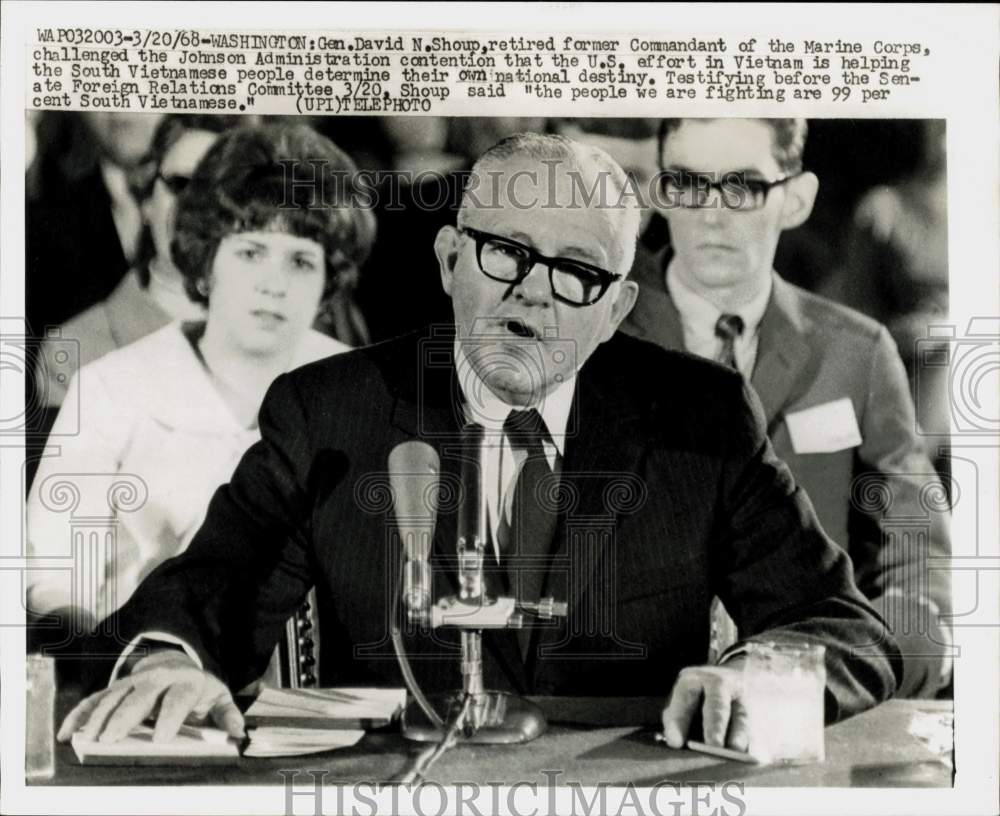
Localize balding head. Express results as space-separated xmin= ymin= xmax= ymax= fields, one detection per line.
xmin=458 ymin=132 xmax=642 ymax=277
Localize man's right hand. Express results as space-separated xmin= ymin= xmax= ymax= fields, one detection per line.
xmin=56 ymin=650 xmax=245 ymax=744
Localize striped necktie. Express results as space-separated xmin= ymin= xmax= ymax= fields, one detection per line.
xmin=497 ymin=409 xmax=558 ymax=658
xmin=714 ymin=313 xmax=745 ymax=370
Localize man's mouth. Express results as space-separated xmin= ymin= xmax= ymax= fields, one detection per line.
xmin=504 ymin=318 xmax=538 ymax=339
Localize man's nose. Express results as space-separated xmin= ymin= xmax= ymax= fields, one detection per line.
xmin=696 ymin=198 xmax=725 ymax=226
xmin=511 ymin=261 xmax=551 ymax=305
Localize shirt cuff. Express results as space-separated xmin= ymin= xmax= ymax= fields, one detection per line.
xmin=109 ymin=632 xmax=203 ymax=683
xmin=717 ymin=643 xmax=751 ymax=665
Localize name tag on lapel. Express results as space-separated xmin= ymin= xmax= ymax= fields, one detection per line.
xmin=785 ymin=397 xmax=862 ymax=454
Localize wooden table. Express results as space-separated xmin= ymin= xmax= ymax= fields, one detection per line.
xmin=35 ymin=694 xmax=952 ymax=788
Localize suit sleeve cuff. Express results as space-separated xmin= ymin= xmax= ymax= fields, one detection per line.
xmin=109 ymin=631 xmax=204 ymax=683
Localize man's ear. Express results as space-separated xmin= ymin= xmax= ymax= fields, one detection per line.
xmin=779 ymin=171 xmax=818 ymax=230
xmin=434 ymin=225 xmax=461 ymax=297
xmin=600 ymin=279 xmax=639 ymax=342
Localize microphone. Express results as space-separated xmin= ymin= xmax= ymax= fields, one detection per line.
xmin=388 ymin=441 xmax=440 ymax=620
xmin=396 ymin=425 xmax=561 ymax=745
xmin=457 ymin=423 xmax=487 ymax=602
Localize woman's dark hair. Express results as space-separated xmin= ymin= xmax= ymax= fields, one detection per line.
xmin=133 ymin=114 xmax=241 ymax=282
xmin=172 ymin=122 xmax=376 ymax=306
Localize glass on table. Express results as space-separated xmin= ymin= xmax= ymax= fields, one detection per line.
xmin=26 ymin=653 xmax=56 ymax=780
xmin=743 ymin=641 xmax=826 ymax=764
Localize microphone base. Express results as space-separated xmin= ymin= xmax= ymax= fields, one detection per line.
xmin=401 ymin=691 xmax=547 ymax=744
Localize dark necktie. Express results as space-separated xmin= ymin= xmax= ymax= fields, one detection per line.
xmin=710 ymin=314 xmax=745 ymax=660
xmin=714 ymin=313 xmax=745 ymax=370
xmin=498 ymin=409 xmax=559 ymax=658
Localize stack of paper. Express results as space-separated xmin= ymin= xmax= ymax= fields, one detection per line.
xmin=242 ymin=686 xmax=406 ymax=758
xmin=244 ymin=727 xmax=365 ymax=758
xmin=71 ymin=724 xmax=240 ymax=766
xmin=70 ymin=688 xmax=407 ymax=763
xmin=244 ymin=687 xmax=407 ymax=730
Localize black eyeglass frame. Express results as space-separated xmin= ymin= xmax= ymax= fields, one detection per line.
xmin=458 ymin=226 xmax=623 ymax=307
xmin=155 ymin=171 xmax=192 ymax=196
xmin=656 ymin=169 xmax=804 ymax=211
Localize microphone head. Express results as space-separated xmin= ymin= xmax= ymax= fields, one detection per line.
xmin=388 ymin=440 xmax=440 ymax=540
xmin=388 ymin=441 xmax=440 ymax=613
xmin=388 ymin=440 xmax=440 ymax=474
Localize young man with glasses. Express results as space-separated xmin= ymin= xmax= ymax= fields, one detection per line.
xmin=623 ymin=118 xmax=952 ymax=698
xmin=62 ymin=132 xmax=901 ymax=755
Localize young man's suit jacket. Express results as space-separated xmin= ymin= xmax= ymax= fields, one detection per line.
xmin=623 ymin=249 xmax=950 ymax=697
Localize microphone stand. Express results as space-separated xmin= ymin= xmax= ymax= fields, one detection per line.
xmin=398 ymin=424 xmax=567 ymax=746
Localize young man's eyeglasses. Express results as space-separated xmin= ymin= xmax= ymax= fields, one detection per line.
xmin=459 ymin=227 xmax=623 ymax=307
xmin=657 ymin=169 xmax=803 ymax=211
xmin=155 ymin=172 xmax=192 ymax=196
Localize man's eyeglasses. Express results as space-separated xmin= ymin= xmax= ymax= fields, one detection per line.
xmin=155 ymin=172 xmax=192 ymax=196
xmin=657 ymin=169 xmax=802 ymax=211
xmin=459 ymin=227 xmax=622 ymax=307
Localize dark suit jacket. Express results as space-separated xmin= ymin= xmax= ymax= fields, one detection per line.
xmin=623 ymin=248 xmax=951 ymax=696
xmin=88 ymin=327 xmax=900 ymax=722
xmin=26 ymin=156 xmax=129 ymax=338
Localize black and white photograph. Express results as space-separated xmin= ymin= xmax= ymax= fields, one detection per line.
xmin=2 ymin=4 xmax=997 ymax=816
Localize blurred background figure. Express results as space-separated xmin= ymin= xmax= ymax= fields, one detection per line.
xmin=380 ymin=116 xmax=455 ymax=174
xmin=25 ymin=109 xmax=41 ymax=173
xmin=828 ymin=120 xmax=948 ymax=345
xmin=26 ymin=123 xmax=375 ymax=656
xmin=26 ymin=113 xmax=165 ymax=337
xmin=553 ymin=117 xmax=660 ymax=235
xmin=825 ymin=121 xmax=950 ymax=472
xmin=34 ymin=114 xmax=239 ymax=410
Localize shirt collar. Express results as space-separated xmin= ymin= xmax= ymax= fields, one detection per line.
xmin=454 ymin=339 xmax=576 ymax=454
xmin=99 ymin=160 xmax=132 ymax=205
xmin=665 ymin=258 xmax=773 ymax=337
xmin=146 ymin=322 xmax=349 ymax=434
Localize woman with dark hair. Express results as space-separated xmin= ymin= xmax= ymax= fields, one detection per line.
xmin=26 ymin=123 xmax=375 ymax=634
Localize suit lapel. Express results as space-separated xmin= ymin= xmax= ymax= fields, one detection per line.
xmin=388 ymin=328 xmax=464 ymax=603
xmin=630 ymin=251 xmax=816 ymax=431
xmin=751 ymin=276 xmax=813 ymax=428
xmin=624 ymin=246 xmax=686 ymax=351
xmin=533 ymin=353 xmax=646 ymax=674
xmin=388 ymin=330 xmax=529 ymax=692
xmin=104 ymin=271 xmax=171 ymax=349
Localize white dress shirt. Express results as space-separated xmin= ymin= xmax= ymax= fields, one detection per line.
xmin=454 ymin=341 xmax=576 ymax=561
xmin=99 ymin=161 xmax=143 ymax=265
xmin=665 ymin=260 xmax=773 ymax=376
xmin=26 ymin=322 xmax=348 ymax=624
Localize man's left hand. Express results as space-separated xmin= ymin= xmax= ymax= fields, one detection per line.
xmin=661 ymin=659 xmax=749 ymax=750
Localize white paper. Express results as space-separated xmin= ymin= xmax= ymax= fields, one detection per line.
xmin=71 ymin=725 xmax=239 ymax=760
xmin=243 ymin=727 xmax=364 ymax=758
xmin=786 ymin=397 xmax=863 ymax=454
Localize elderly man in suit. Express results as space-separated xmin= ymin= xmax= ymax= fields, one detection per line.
xmin=623 ymin=118 xmax=951 ymax=698
xmin=59 ymin=132 xmax=900 ymax=753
